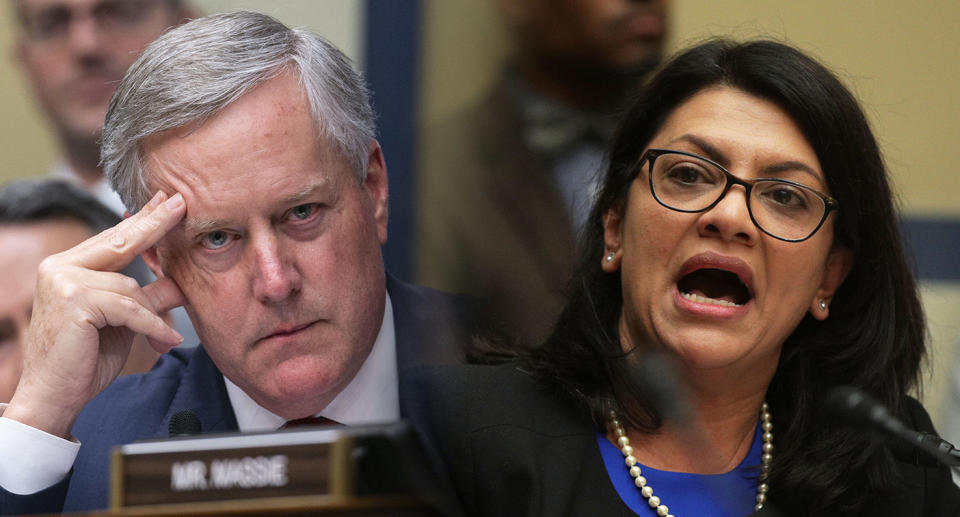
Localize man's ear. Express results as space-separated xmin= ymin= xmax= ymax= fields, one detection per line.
xmin=810 ymin=245 xmax=854 ymax=321
xmin=141 ymin=246 xmax=165 ymax=279
xmin=601 ymin=202 xmax=624 ymax=272
xmin=362 ymin=140 xmax=389 ymax=245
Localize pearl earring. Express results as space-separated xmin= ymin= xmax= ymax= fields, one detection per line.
xmin=818 ymin=299 xmax=827 ymax=311
xmin=605 ymin=252 xmax=615 ymax=262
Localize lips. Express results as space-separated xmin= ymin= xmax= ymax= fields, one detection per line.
xmin=262 ymin=321 xmax=316 ymax=341
xmin=676 ymin=253 xmax=754 ymax=308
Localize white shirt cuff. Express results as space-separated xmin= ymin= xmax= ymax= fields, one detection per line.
xmin=0 ymin=405 xmax=80 ymax=495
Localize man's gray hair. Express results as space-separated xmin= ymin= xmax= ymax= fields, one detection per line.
xmin=102 ymin=11 xmax=376 ymax=212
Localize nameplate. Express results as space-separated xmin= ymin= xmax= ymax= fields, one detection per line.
xmin=111 ymin=425 xmax=375 ymax=509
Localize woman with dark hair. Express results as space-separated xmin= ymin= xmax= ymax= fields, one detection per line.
xmin=406 ymin=39 xmax=960 ymax=516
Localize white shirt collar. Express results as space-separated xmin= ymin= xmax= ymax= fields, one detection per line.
xmin=50 ymin=161 xmax=128 ymax=216
xmin=224 ymin=292 xmax=399 ymax=432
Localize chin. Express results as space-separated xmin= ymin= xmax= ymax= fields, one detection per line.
xmin=662 ymin=331 xmax=759 ymax=370
xmin=267 ymin=357 xmax=352 ymax=410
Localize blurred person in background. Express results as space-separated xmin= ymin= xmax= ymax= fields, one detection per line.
xmin=12 ymin=0 xmax=199 ymax=346
xmin=418 ymin=0 xmax=668 ymax=344
xmin=0 ymin=178 xmax=159 ymax=403
xmin=13 ymin=0 xmax=195 ymax=215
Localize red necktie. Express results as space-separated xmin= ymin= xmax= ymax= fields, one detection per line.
xmin=280 ymin=416 xmax=341 ymax=429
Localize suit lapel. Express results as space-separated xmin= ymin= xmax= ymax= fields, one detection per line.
xmin=158 ymin=345 xmax=239 ymax=437
xmin=388 ymin=274 xmax=468 ymax=373
xmin=388 ymin=274 xmax=472 ymax=418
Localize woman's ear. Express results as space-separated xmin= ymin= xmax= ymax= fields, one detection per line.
xmin=601 ymin=204 xmax=624 ymax=272
xmin=810 ymin=246 xmax=854 ymax=320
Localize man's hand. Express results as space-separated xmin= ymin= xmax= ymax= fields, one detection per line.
xmin=4 ymin=191 xmax=188 ymax=438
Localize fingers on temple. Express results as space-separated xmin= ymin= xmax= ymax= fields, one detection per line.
xmin=90 ymin=271 xmax=187 ymax=315
xmin=69 ymin=191 xmax=186 ymax=272
xmin=142 ymin=276 xmax=188 ymax=315
xmin=83 ymin=289 xmax=183 ymax=351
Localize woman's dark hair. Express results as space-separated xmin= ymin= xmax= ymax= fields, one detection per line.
xmin=521 ymin=39 xmax=925 ymax=514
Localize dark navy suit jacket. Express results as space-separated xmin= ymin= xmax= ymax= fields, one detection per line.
xmin=0 ymin=275 xmax=474 ymax=514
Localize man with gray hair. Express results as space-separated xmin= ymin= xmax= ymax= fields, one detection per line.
xmin=0 ymin=11 xmax=471 ymax=513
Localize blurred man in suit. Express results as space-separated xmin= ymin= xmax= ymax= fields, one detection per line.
xmin=0 ymin=12 xmax=472 ymax=514
xmin=418 ymin=0 xmax=668 ymax=344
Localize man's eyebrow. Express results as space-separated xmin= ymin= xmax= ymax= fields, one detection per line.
xmin=183 ymin=181 xmax=335 ymax=236
xmin=279 ymin=181 xmax=335 ymax=207
xmin=184 ymin=218 xmax=234 ymax=236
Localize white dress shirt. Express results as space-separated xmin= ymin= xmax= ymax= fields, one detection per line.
xmin=0 ymin=293 xmax=397 ymax=495
xmin=50 ymin=161 xmax=128 ymax=217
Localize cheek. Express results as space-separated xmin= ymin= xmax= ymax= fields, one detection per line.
xmin=159 ymin=244 xmax=227 ymax=305
xmin=24 ymin=54 xmax=66 ymax=92
xmin=0 ymin=341 xmax=21 ymax=363
xmin=619 ymin=211 xmax=674 ymax=321
xmin=112 ymin=36 xmax=157 ymax=67
xmin=0 ymin=331 xmax=24 ymax=380
xmin=623 ymin=203 xmax=684 ymax=268
xmin=765 ymin=247 xmax=826 ymax=307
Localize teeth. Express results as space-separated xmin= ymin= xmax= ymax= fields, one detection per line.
xmin=680 ymin=291 xmax=743 ymax=307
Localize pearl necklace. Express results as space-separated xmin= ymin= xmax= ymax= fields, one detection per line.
xmin=607 ymin=402 xmax=773 ymax=517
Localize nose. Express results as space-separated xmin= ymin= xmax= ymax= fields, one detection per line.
xmin=65 ymin=12 xmax=105 ymax=56
xmin=696 ymin=185 xmax=759 ymax=245
xmin=250 ymin=233 xmax=302 ymax=304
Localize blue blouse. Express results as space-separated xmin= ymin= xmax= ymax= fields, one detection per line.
xmin=596 ymin=421 xmax=763 ymax=516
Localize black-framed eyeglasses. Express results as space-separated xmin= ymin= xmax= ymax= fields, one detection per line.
xmin=637 ymin=149 xmax=838 ymax=242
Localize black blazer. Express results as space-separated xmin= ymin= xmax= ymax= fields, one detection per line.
xmin=403 ymin=363 xmax=960 ymax=517
xmin=0 ymin=275 xmax=474 ymax=515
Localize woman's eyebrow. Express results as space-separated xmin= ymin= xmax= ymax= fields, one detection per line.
xmin=760 ymin=161 xmax=824 ymax=186
xmin=664 ymin=134 xmax=730 ymax=167
xmin=666 ymin=133 xmax=824 ymax=185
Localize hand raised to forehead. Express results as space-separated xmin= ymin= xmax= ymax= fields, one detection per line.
xmin=4 ymin=191 xmax=188 ymax=439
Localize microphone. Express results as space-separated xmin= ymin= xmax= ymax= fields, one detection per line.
xmin=168 ymin=410 xmax=202 ymax=437
xmin=629 ymin=353 xmax=763 ymax=516
xmin=824 ymin=386 xmax=960 ymax=467
xmin=628 ymin=352 xmax=693 ymax=425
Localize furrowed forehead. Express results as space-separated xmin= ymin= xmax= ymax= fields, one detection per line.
xmin=180 ymin=178 xmax=337 ymax=236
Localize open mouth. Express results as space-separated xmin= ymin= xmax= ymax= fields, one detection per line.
xmin=677 ymin=268 xmax=752 ymax=307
